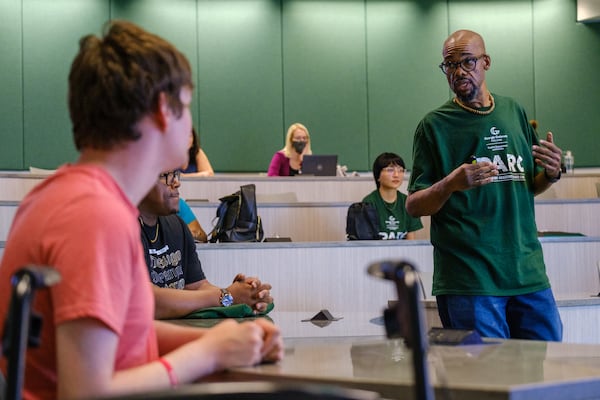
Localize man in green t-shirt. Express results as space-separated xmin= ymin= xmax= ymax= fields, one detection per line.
xmin=363 ymin=152 xmax=422 ymax=240
xmin=406 ymin=29 xmax=563 ymax=341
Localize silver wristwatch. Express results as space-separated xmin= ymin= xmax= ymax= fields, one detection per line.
xmin=219 ymin=288 xmax=234 ymax=307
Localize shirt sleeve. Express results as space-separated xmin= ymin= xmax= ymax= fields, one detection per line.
xmin=177 ymin=198 xmax=196 ymax=224
xmin=267 ymin=151 xmax=288 ymax=176
xmin=408 ymin=120 xmax=440 ymax=193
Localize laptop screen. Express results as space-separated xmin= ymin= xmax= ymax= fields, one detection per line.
xmin=301 ymin=155 xmax=338 ymax=176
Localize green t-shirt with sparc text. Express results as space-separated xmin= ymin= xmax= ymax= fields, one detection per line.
xmin=408 ymin=93 xmax=549 ymax=296
xmin=362 ymin=190 xmax=423 ymax=240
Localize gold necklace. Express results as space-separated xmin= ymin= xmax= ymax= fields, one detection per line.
xmin=453 ymin=93 xmax=495 ymax=115
xmin=139 ymin=217 xmax=160 ymax=243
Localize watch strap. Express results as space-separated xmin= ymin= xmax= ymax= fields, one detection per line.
xmin=544 ymin=168 xmax=561 ymax=183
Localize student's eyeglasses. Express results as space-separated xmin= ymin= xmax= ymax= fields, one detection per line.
xmin=439 ymin=55 xmax=485 ymax=75
xmin=159 ymin=170 xmax=181 ymax=186
xmin=383 ymin=166 xmax=405 ymax=174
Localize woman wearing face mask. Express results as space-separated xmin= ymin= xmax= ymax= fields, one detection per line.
xmin=267 ymin=122 xmax=312 ymax=176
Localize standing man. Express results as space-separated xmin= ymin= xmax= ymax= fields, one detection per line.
xmin=406 ymin=29 xmax=563 ymax=341
xmin=139 ymin=169 xmax=273 ymax=319
xmin=0 ymin=20 xmax=282 ymax=399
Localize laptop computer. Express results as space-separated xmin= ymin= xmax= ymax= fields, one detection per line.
xmin=301 ymin=155 xmax=338 ymax=176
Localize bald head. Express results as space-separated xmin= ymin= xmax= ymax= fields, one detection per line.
xmin=440 ymin=30 xmax=491 ymax=105
xmin=443 ymin=30 xmax=486 ymax=59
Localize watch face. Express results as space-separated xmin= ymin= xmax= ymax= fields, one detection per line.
xmin=221 ymin=293 xmax=234 ymax=307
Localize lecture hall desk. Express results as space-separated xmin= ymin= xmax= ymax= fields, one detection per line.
xmin=175 ymin=311 xmax=600 ymax=400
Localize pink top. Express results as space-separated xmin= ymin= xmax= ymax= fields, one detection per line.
xmin=0 ymin=164 xmax=157 ymax=400
xmin=267 ymin=151 xmax=290 ymax=176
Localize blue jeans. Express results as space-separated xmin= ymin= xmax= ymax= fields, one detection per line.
xmin=436 ymin=288 xmax=563 ymax=341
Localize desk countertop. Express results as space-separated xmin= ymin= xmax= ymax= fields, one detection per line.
xmin=177 ymin=311 xmax=600 ymax=400
xmin=225 ymin=334 xmax=600 ymax=400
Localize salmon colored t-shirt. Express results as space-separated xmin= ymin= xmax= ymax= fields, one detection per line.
xmin=0 ymin=164 xmax=158 ymax=400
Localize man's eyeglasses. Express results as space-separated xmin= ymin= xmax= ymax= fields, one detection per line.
xmin=159 ymin=170 xmax=181 ymax=186
xmin=383 ymin=166 xmax=405 ymax=174
xmin=439 ymin=55 xmax=485 ymax=75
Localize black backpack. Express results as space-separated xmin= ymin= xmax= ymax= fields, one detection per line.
xmin=346 ymin=202 xmax=380 ymax=240
xmin=209 ymin=184 xmax=264 ymax=242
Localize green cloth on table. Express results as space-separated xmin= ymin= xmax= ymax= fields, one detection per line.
xmin=184 ymin=303 xmax=274 ymax=319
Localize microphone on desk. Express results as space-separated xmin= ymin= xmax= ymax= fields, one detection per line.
xmin=367 ymin=260 xmax=425 ymax=347
xmin=367 ymin=260 xmax=435 ymax=400
xmin=369 ymin=261 xmax=483 ymax=347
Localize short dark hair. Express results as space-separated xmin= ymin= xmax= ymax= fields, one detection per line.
xmin=68 ymin=20 xmax=193 ymax=150
xmin=372 ymin=152 xmax=405 ymax=188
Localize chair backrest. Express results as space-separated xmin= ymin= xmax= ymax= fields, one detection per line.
xmin=367 ymin=260 xmax=435 ymax=400
xmin=2 ymin=266 xmax=61 ymax=400
xmin=0 ymin=370 xmax=6 ymax=400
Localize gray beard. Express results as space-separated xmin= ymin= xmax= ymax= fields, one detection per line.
xmin=454 ymin=79 xmax=479 ymax=103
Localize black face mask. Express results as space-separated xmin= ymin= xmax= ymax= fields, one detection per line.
xmin=292 ymin=140 xmax=307 ymax=154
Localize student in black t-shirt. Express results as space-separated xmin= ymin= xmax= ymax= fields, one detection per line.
xmin=138 ymin=169 xmax=273 ymax=319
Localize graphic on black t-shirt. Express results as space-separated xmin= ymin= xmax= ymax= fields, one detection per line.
xmin=148 ymin=244 xmax=185 ymax=289
xmin=140 ymin=215 xmax=206 ymax=290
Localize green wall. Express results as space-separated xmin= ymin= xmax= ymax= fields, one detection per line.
xmin=0 ymin=0 xmax=598 ymax=171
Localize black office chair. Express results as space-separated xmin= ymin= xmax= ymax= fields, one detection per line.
xmin=0 ymin=370 xmax=6 ymax=400
xmin=1 ymin=265 xmax=61 ymax=400
xmin=368 ymin=260 xmax=435 ymax=400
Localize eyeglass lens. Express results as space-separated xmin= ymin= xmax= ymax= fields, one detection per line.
xmin=160 ymin=170 xmax=180 ymax=185
xmin=385 ymin=167 xmax=404 ymax=173
xmin=439 ymin=56 xmax=480 ymax=74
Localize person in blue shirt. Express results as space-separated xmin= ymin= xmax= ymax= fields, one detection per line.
xmin=177 ymin=197 xmax=207 ymax=242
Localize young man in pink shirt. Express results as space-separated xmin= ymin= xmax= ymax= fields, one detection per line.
xmin=0 ymin=20 xmax=282 ymax=400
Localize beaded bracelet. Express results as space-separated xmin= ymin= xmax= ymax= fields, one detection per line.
xmin=158 ymin=357 xmax=179 ymax=388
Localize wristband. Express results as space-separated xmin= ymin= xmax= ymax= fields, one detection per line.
xmin=158 ymin=357 xmax=179 ymax=388
xmin=544 ymin=169 xmax=561 ymax=183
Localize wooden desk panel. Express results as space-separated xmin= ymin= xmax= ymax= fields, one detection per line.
xmin=0 ymin=202 xmax=18 ymax=242
xmin=190 ymin=199 xmax=600 ymax=243
xmin=2 ymin=172 xmax=599 ymax=202
xmin=197 ymin=241 xmax=433 ymax=314
xmin=178 ymin=175 xmax=378 ymax=203
xmin=1 ymin=238 xmax=599 ymax=343
xmin=1 ymin=198 xmax=599 ymax=242
xmin=195 ymin=238 xmax=600 ymax=344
